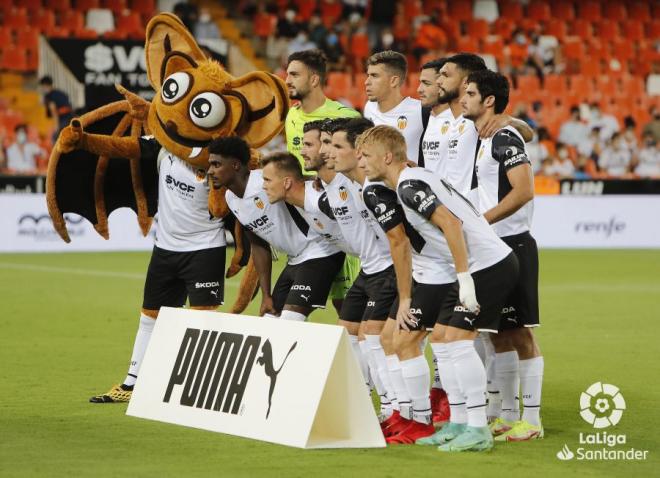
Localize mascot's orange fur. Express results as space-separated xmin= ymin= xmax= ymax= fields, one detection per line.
xmin=46 ymin=13 xmax=289 ymax=313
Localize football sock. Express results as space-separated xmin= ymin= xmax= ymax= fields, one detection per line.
xmin=123 ymin=314 xmax=155 ymax=387
xmin=448 ymin=340 xmax=488 ymax=428
xmin=519 ymin=356 xmax=544 ymax=426
xmin=431 ymin=342 xmax=467 ymax=424
xmin=365 ymin=334 xmax=398 ymax=411
xmin=496 ymin=351 xmax=521 ymax=422
xmin=279 ymin=310 xmax=307 ymax=322
xmin=386 ymin=354 xmax=412 ymax=420
xmin=431 ymin=353 xmax=443 ymax=390
xmin=400 ymin=355 xmax=432 ymax=425
xmin=351 ymin=336 xmax=369 ymax=387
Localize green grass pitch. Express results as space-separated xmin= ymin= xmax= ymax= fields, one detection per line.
xmin=0 ymin=249 xmax=658 ymax=477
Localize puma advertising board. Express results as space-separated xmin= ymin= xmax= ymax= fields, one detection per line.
xmin=126 ymin=308 xmax=385 ymax=449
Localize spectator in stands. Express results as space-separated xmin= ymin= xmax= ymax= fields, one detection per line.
xmin=599 ymin=132 xmax=632 ymax=177
xmin=320 ymin=27 xmax=346 ymax=71
xmin=588 ymin=103 xmax=619 ymax=142
xmin=642 ymin=106 xmax=660 ymax=143
xmin=634 ymin=132 xmax=660 ymax=178
xmin=308 ymin=12 xmax=328 ymax=47
xmin=526 ymin=135 xmax=548 ymax=174
xmin=39 ymin=76 xmax=73 ymax=144
xmin=373 ymin=27 xmax=406 ymax=55
xmin=537 ymin=127 xmax=556 ymax=157
xmin=622 ymin=116 xmax=638 ymax=153
xmin=411 ymin=12 xmax=448 ymax=62
xmin=542 ymin=145 xmax=575 ymax=179
xmin=173 ymin=2 xmax=198 ymax=33
xmin=367 ymin=0 xmax=396 ymax=51
xmin=342 ymin=0 xmax=368 ymax=18
xmin=194 ymin=7 xmax=220 ymax=40
xmin=276 ymin=7 xmax=300 ymax=39
xmin=287 ymin=28 xmax=317 ymax=57
xmin=5 ymin=124 xmax=45 ymax=173
xmin=513 ymin=103 xmax=537 ymax=130
xmin=558 ymin=106 xmax=589 ymax=147
xmin=577 ymin=127 xmax=604 ymax=161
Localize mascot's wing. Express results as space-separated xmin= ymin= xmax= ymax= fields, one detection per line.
xmin=46 ymin=99 xmax=158 ymax=242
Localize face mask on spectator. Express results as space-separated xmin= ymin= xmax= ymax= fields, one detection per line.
xmin=382 ymin=33 xmax=394 ymax=47
xmin=285 ymin=10 xmax=296 ymax=21
xmin=199 ymin=13 xmax=211 ymax=23
xmin=515 ymin=34 xmax=526 ymax=45
xmin=558 ymin=148 xmax=568 ymax=160
xmin=16 ymin=130 xmax=27 ymax=144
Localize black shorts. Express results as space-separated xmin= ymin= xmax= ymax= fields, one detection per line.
xmin=499 ymin=232 xmax=540 ymax=330
xmin=340 ymin=265 xmax=397 ymax=323
xmin=390 ymin=281 xmax=455 ymax=331
xmin=437 ymin=253 xmax=519 ymax=333
xmin=271 ymin=252 xmax=345 ymax=312
xmin=142 ymin=246 xmax=226 ymax=310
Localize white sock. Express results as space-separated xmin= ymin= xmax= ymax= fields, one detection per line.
xmin=431 ymin=342 xmax=466 ymax=424
xmin=400 ymin=355 xmax=432 ymax=424
xmin=519 ymin=356 xmax=544 ymax=426
xmin=431 ymin=354 xmax=443 ymax=389
xmin=447 ymin=340 xmax=488 ymax=428
xmin=474 ymin=333 xmax=487 ymax=364
xmin=485 ymin=335 xmax=501 ymax=418
xmin=124 ymin=314 xmax=156 ymax=386
xmin=496 ymin=351 xmax=520 ymax=422
xmin=350 ymin=335 xmax=369 ymax=388
xmin=279 ymin=310 xmax=307 ymax=322
xmin=365 ymin=335 xmax=398 ymax=412
xmin=386 ymin=354 xmax=411 ymax=419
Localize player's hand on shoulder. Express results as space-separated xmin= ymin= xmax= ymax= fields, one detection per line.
xmin=477 ymin=114 xmax=511 ymax=139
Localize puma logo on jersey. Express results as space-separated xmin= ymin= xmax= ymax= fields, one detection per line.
xmin=300 ymin=294 xmax=310 ymax=302
xmin=166 ymin=175 xmax=195 ymax=192
xmin=291 ymin=285 xmax=311 ymax=291
xmin=210 ymin=289 xmax=219 ymax=298
xmin=464 ymin=317 xmax=476 ymax=326
xmin=245 ymin=215 xmax=270 ymax=231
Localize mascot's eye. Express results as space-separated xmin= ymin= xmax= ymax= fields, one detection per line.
xmin=189 ymin=92 xmax=226 ymax=129
xmin=161 ymin=72 xmax=191 ymax=103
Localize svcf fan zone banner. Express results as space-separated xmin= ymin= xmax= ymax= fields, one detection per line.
xmin=126 ymin=308 xmax=386 ymax=449
xmin=46 ymin=38 xmax=228 ymax=111
xmin=0 ymin=193 xmax=154 ymax=252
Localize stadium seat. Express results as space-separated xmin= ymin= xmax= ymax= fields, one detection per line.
xmin=628 ymin=2 xmax=651 ymax=22
xmin=595 ymin=75 xmax=617 ymax=99
xmin=481 ymin=35 xmax=505 ymax=61
xmin=73 ymin=27 xmax=99 ymax=39
xmin=571 ymin=19 xmax=593 ymax=41
xmin=551 ymin=1 xmax=574 ymax=21
xmin=320 ymin=0 xmax=343 ymax=28
xmin=466 ymin=19 xmax=489 ymax=39
xmin=455 ymin=36 xmax=478 ymax=53
xmin=648 ymin=20 xmax=660 ymax=39
xmin=350 ymin=33 xmax=370 ymax=61
xmin=544 ymin=20 xmax=567 ymax=41
xmin=473 ymin=0 xmax=499 ymax=23
xmin=33 ymin=10 xmax=56 ymax=31
xmin=326 ymin=72 xmax=351 ymax=98
xmin=1 ymin=47 xmax=29 ymax=72
xmin=603 ymin=3 xmax=627 ymax=22
xmin=347 ymin=87 xmax=367 ymax=110
xmin=5 ymin=8 xmax=30 ymax=30
xmin=0 ymin=28 xmax=13 ymax=47
xmin=562 ymin=37 xmax=586 ymax=61
xmin=580 ymin=58 xmax=601 ymax=77
xmin=611 ymin=40 xmax=634 ymax=63
xmin=354 ymin=73 xmax=367 ymax=88
xmin=620 ymin=75 xmax=645 ymax=98
xmin=493 ymin=17 xmax=514 ymax=39
xmin=527 ymin=2 xmax=551 ymax=22
xmin=587 ymin=39 xmax=608 ymax=61
xmin=86 ymin=8 xmax=115 ymax=35
xmin=568 ymin=75 xmax=594 ymax=101
xmin=45 ymin=0 xmax=71 ymax=11
xmin=27 ymin=47 xmax=38 ymax=71
xmin=75 ymin=0 xmax=101 ymax=11
xmin=116 ymin=11 xmax=143 ymax=36
xmin=578 ymin=1 xmax=602 ymax=21
xmin=103 ymin=0 xmax=127 ymax=15
xmin=622 ymin=21 xmax=645 ymax=42
xmin=498 ymin=0 xmax=523 ymax=21
xmin=16 ymin=0 xmax=43 ymax=13
xmin=516 ymin=75 xmax=541 ymax=92
xmin=448 ymin=2 xmax=472 ymax=22
xmin=16 ymin=28 xmax=40 ymax=51
xmin=406 ymin=72 xmax=420 ymax=96
xmin=44 ymin=25 xmax=70 ymax=38
xmin=129 ymin=0 xmax=155 ymax=16
xmin=60 ymin=11 xmax=85 ymax=32
xmin=598 ymin=20 xmax=620 ymax=39
xmin=403 ymin=0 xmax=422 ymax=20
xmin=543 ymin=74 xmax=567 ymax=97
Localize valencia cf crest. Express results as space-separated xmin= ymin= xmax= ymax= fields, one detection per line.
xmin=459 ymin=120 xmax=466 ymax=134
xmin=339 ymin=186 xmax=349 ymax=201
xmin=254 ymin=196 xmax=265 ymax=209
xmin=195 ymin=168 xmax=207 ymax=182
xmin=313 ymin=217 xmax=324 ymax=229
xmin=441 ymin=120 xmax=450 ymax=135
xmin=397 ymin=115 xmax=408 ymax=130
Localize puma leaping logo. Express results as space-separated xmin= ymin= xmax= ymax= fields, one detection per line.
xmin=300 ymin=294 xmax=310 ymax=302
xmin=210 ymin=289 xmax=219 ymax=298
xmin=464 ymin=316 xmax=476 ymax=326
xmin=257 ymin=340 xmax=298 ymax=419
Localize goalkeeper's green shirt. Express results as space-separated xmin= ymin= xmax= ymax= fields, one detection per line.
xmin=285 ymin=99 xmax=361 ymax=174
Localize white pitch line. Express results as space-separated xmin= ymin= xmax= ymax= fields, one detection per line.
xmin=0 ymin=262 xmax=239 ymax=288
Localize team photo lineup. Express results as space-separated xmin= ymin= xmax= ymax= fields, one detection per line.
xmin=82 ymin=46 xmax=544 ymax=452
xmin=2 ymin=1 xmax=659 ymax=476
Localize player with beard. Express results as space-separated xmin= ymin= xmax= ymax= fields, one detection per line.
xmin=360 ymin=125 xmax=519 ymax=452
xmin=284 ymin=49 xmax=360 ymax=174
xmin=419 ymin=58 xmax=453 ymax=175
xmin=463 ymin=70 xmax=544 ymax=442
xmin=207 ymin=136 xmax=344 ymax=322
xmin=363 ymin=51 xmax=424 ymax=164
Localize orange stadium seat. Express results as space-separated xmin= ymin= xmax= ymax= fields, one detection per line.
xmin=498 ymin=0 xmax=523 ymax=21
xmin=104 ymin=0 xmax=127 ymax=15
xmin=129 ymin=0 xmax=155 ymax=16
xmin=406 ymin=72 xmax=420 ymax=96
xmin=596 ymin=75 xmax=617 ymax=100
xmin=628 ymin=2 xmax=651 ymax=22
xmin=1 ymin=47 xmax=29 ymax=72
xmin=75 ymin=0 xmax=100 ymax=11
xmin=648 ymin=20 xmax=660 ymax=39
xmin=493 ymin=18 xmax=514 ymax=39
xmin=603 ymin=3 xmax=627 ymax=22
xmin=622 ymin=20 xmax=645 ymax=42
xmin=587 ymin=39 xmax=608 ymax=61
xmin=620 ymin=75 xmax=645 ymax=98
xmin=5 ymin=8 xmax=30 ymax=30
xmin=16 ymin=28 xmax=40 ymax=51
xmin=448 ymin=2 xmax=472 ymax=22
xmin=598 ymin=20 xmax=620 ymax=39
xmin=579 ymin=1 xmax=602 ymax=22
xmin=73 ymin=27 xmax=99 ymax=39
xmin=403 ymin=0 xmax=422 ymax=20
xmin=16 ymin=0 xmax=43 ymax=13
xmin=294 ymin=0 xmax=316 ymax=21
xmin=44 ymin=25 xmax=70 ymax=37
xmin=527 ymin=2 xmax=551 ymax=22
xmin=326 ymin=72 xmax=351 ymax=98
xmin=320 ymin=0 xmax=343 ymax=28
xmin=455 ymin=36 xmax=478 ymax=53
xmin=545 ymin=20 xmax=568 ymax=41
xmin=116 ymin=11 xmax=143 ymax=35
xmin=354 ymin=73 xmax=367 ymax=89
xmin=571 ymin=19 xmax=593 ymax=40
xmin=27 ymin=47 xmax=38 ymax=71
xmin=568 ymin=75 xmax=594 ymax=101
xmin=580 ymin=58 xmax=601 ymax=77
xmin=33 ymin=10 xmax=56 ymax=31
xmin=46 ymin=0 xmax=71 ymax=11
xmin=517 ymin=75 xmax=541 ymax=92
xmin=60 ymin=11 xmax=85 ymax=32
xmin=481 ymin=36 xmax=505 ymax=61
xmin=611 ymin=39 xmax=634 ymax=63
xmin=350 ymin=33 xmax=370 ymax=61
xmin=562 ymin=37 xmax=586 ymax=61
xmin=0 ymin=27 xmax=13 ymax=47
xmin=543 ymin=74 xmax=567 ymax=97
xmin=467 ymin=19 xmax=489 ymax=39
xmin=551 ymin=1 xmax=574 ymax=21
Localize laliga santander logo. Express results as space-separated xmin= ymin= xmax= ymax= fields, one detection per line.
xmin=580 ymin=382 xmax=626 ymax=429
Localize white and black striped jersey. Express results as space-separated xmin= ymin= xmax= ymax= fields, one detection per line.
xmin=362 ymin=181 xmax=456 ymax=285
xmin=475 ymin=126 xmax=534 ymax=238
xmin=363 ymin=97 xmax=424 ymax=164
xmin=420 ymin=108 xmax=454 ymax=175
xmin=225 ymin=170 xmax=339 ymax=265
xmin=397 ymin=167 xmax=511 ymax=274
xmin=302 ymin=181 xmax=358 ymax=255
xmin=141 ymin=138 xmax=226 ymax=252
xmin=324 ymin=173 xmax=392 ymax=274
